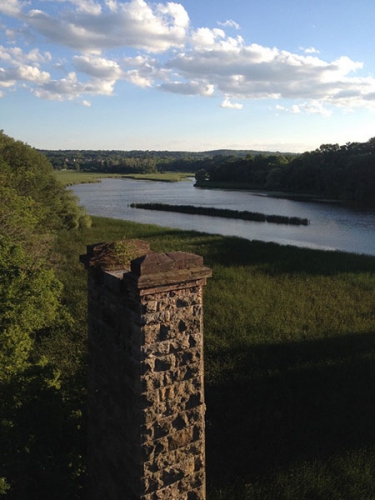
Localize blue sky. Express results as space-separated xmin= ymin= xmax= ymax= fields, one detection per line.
xmin=1 ymin=0 xmax=375 ymax=152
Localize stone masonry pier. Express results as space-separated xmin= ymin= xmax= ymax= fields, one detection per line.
xmin=80 ymin=240 xmax=211 ymax=500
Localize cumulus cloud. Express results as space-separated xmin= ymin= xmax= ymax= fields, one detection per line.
xmin=0 ymin=43 xmax=121 ymax=99
xmin=165 ymin=29 xmax=375 ymax=108
xmin=73 ymin=54 xmax=122 ymax=79
xmin=302 ymin=47 xmax=320 ymax=54
xmin=0 ymin=45 xmax=51 ymax=65
xmin=1 ymin=0 xmax=375 ymax=110
xmin=221 ymin=98 xmax=243 ymax=109
xmin=124 ymin=69 xmax=152 ymax=88
xmin=0 ymin=46 xmax=50 ymax=88
xmin=191 ymin=27 xmax=243 ymax=52
xmin=276 ymin=101 xmax=331 ymax=116
xmin=122 ymin=55 xmax=170 ymax=87
xmin=0 ymin=0 xmax=26 ymax=16
xmin=66 ymin=0 xmax=103 ymax=15
xmin=33 ymin=70 xmax=116 ymax=100
xmin=23 ymin=0 xmax=190 ymax=53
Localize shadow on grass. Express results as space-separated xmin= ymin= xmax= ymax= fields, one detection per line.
xmin=205 ymin=329 xmax=375 ymax=485
xmin=201 ymin=235 xmax=375 ymax=276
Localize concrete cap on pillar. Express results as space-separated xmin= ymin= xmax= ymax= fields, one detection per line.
xmin=131 ymin=251 xmax=204 ymax=276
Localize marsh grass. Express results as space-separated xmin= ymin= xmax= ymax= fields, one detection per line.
xmin=54 ymin=171 xmax=117 ymax=186
xmin=54 ymin=170 xmax=193 ymax=186
xmin=122 ymin=172 xmax=194 ymax=182
xmin=57 ymin=216 xmax=375 ymax=499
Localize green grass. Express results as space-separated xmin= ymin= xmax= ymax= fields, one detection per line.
xmin=53 ymin=170 xmax=119 ymax=186
xmin=54 ymin=170 xmax=193 ymax=186
xmin=121 ymin=172 xmax=194 ymax=182
xmin=55 ymin=217 xmax=375 ymax=499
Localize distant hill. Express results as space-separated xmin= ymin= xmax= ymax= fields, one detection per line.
xmin=200 ymin=149 xmax=298 ymax=157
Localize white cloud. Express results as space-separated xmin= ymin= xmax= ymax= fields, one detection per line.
xmin=1 ymin=0 xmax=375 ymax=111
xmin=0 ymin=45 xmax=51 ymax=65
xmin=122 ymin=54 xmax=170 ymax=87
xmin=33 ymin=70 xmax=117 ymax=100
xmin=23 ymin=0 xmax=190 ymax=53
xmin=191 ymin=27 xmax=244 ymax=52
xmin=276 ymin=100 xmax=331 ymax=116
xmin=0 ymin=72 xmax=16 ymax=88
xmin=217 ymin=20 xmax=240 ymax=30
xmin=124 ymin=69 xmax=152 ymax=87
xmin=191 ymin=28 xmax=226 ymax=49
xmin=73 ymin=54 xmax=122 ymax=79
xmin=292 ymin=101 xmax=331 ymax=116
xmin=69 ymin=0 xmax=103 ymax=15
xmin=165 ymin=32 xmax=375 ymax=109
xmin=159 ymin=81 xmax=214 ymax=96
xmin=40 ymin=0 xmax=103 ymax=15
xmin=105 ymin=0 xmax=117 ymax=11
xmin=0 ymin=46 xmax=51 ymax=89
xmin=16 ymin=64 xmax=50 ymax=83
xmin=302 ymin=47 xmax=320 ymax=54
xmin=0 ymin=0 xmax=25 ymax=16
xmin=82 ymin=99 xmax=91 ymax=106
xmin=221 ymin=98 xmax=243 ymax=109
xmin=33 ymin=72 xmax=80 ymax=100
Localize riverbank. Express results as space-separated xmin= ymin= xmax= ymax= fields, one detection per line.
xmin=54 ymin=215 xmax=375 ymax=499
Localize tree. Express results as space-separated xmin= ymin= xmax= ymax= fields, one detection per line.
xmin=0 ymin=131 xmax=91 ymax=231
xmin=0 ymin=132 xmax=88 ymax=497
xmin=195 ymin=169 xmax=209 ymax=182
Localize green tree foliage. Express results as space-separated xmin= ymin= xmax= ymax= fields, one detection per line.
xmin=0 ymin=132 xmax=91 ymax=231
xmin=190 ymin=138 xmax=375 ymax=205
xmin=0 ymin=131 xmax=88 ymax=497
xmin=195 ymin=168 xmax=209 ymax=182
xmin=0 ymin=234 xmax=62 ymax=381
xmin=40 ymin=148 xmax=280 ymax=174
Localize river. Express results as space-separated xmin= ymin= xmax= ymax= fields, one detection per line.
xmin=71 ymin=178 xmax=375 ymax=256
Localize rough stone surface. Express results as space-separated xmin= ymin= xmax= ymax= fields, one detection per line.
xmin=81 ymin=241 xmax=211 ymax=500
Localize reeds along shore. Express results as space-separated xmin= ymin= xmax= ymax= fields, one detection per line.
xmin=130 ymin=202 xmax=310 ymax=226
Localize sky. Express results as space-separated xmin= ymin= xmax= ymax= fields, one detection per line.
xmin=1 ymin=0 xmax=375 ymax=152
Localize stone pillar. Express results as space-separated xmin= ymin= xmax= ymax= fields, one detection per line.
xmin=80 ymin=240 xmax=211 ymax=500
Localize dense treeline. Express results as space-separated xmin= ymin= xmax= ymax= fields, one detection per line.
xmin=196 ymin=138 xmax=375 ymax=205
xmin=0 ymin=131 xmax=90 ymax=498
xmin=130 ymin=203 xmax=310 ymax=226
xmin=40 ymin=148 xmax=288 ymax=174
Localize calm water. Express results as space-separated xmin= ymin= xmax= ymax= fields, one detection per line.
xmin=72 ymin=178 xmax=375 ymax=256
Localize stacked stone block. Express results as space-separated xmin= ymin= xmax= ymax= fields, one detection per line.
xmin=81 ymin=242 xmax=211 ymax=500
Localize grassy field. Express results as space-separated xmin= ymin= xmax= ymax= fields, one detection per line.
xmin=56 ymin=216 xmax=375 ymax=499
xmin=54 ymin=170 xmax=193 ymax=186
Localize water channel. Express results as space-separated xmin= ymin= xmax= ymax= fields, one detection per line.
xmin=71 ymin=178 xmax=375 ymax=256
